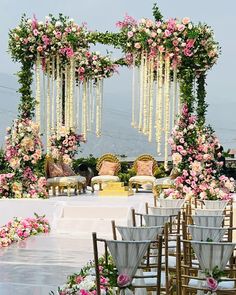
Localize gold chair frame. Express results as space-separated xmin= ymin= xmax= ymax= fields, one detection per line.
xmin=91 ymin=153 xmax=121 ymax=193
xmin=45 ymin=155 xmax=85 ymax=197
xmin=129 ymin=154 xmax=158 ymax=193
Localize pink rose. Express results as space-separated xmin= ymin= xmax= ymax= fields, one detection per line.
xmin=177 ymin=24 xmax=185 ymax=32
xmin=182 ymin=17 xmax=190 ymax=25
xmin=206 ymin=277 xmax=218 ymax=291
xmin=134 ymin=42 xmax=141 ymax=49
xmin=33 ymin=29 xmax=39 ymax=36
xmin=37 ymin=46 xmax=43 ymax=52
xmin=172 ymin=39 xmax=179 ymax=46
xmin=55 ymin=31 xmax=62 ymax=39
xmin=164 ymin=29 xmax=171 ymax=37
xmin=127 ymin=31 xmax=134 ymax=38
xmin=117 ymin=274 xmax=131 ymax=287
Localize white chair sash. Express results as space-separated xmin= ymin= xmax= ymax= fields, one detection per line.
xmin=159 ymin=198 xmax=185 ymax=208
xmin=117 ymin=226 xmax=163 ymax=241
xmin=149 ymin=207 xmax=180 ymax=216
xmin=188 ymin=225 xmax=227 ymax=242
xmin=204 ymin=200 xmax=228 ymax=210
xmin=143 ymin=214 xmax=170 ymax=226
xmin=190 ymin=241 xmax=236 ymax=271
xmin=107 ymin=240 xmax=151 ymax=295
xmin=192 ymin=215 xmax=224 ymax=227
xmin=195 ymin=208 xmax=224 ymax=216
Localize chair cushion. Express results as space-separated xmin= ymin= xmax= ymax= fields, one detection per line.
xmin=155 ymin=177 xmax=174 ymax=185
xmin=189 ymin=278 xmax=234 ymax=289
xmin=47 ymin=175 xmax=86 ymax=185
xmin=137 ymin=160 xmax=153 ymax=176
xmin=129 ymin=176 xmax=156 ymax=183
xmin=91 ymin=175 xmax=120 ymax=183
xmin=61 ymin=162 xmax=76 ymax=176
xmin=48 ymin=162 xmax=64 ymax=177
xmin=98 ymin=161 xmax=119 ymax=176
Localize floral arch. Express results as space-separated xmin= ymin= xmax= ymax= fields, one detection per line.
xmin=2 ymin=4 xmax=231 ymax=199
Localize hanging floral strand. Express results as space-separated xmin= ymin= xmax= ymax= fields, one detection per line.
xmin=172 ymin=67 xmax=178 ymax=128
xmin=148 ymin=58 xmax=154 ymax=142
xmin=46 ymin=61 xmax=51 ymax=153
xmin=142 ymin=52 xmax=148 ymax=135
xmin=51 ymin=56 xmax=55 ymax=132
xmin=156 ymin=52 xmax=163 ymax=155
xmin=56 ymin=55 xmax=61 ymax=136
xmin=131 ymin=55 xmax=136 ymax=128
xmin=138 ymin=52 xmax=144 ymax=132
xmin=82 ymin=79 xmax=87 ymax=140
xmin=35 ymin=54 xmax=41 ymax=129
xmin=164 ymin=56 xmax=170 ymax=170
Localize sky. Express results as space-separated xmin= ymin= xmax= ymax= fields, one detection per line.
xmin=0 ymin=0 xmax=235 ymax=157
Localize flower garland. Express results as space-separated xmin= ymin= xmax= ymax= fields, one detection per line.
xmin=0 ymin=213 xmax=50 ymax=248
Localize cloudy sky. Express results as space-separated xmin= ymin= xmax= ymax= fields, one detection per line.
xmin=0 ymin=0 xmax=235 ymax=157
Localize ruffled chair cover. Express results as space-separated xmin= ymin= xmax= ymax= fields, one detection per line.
xmin=188 ymin=225 xmax=227 ymax=242
xmin=159 ymin=198 xmax=185 ymax=208
xmin=117 ymin=226 xmax=163 ymax=241
xmin=190 ymin=241 xmax=236 ymax=271
xmin=192 ymin=215 xmax=224 ymax=227
xmin=204 ymin=200 xmax=228 ymax=210
xmin=149 ymin=207 xmax=180 ymax=216
xmin=106 ymin=240 xmax=151 ymax=295
xmin=195 ymin=208 xmax=224 ymax=216
xmin=143 ymin=214 xmax=169 ymax=226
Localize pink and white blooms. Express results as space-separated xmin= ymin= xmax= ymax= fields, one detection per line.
xmin=163 ymin=104 xmax=235 ymax=200
xmin=50 ymin=129 xmax=85 ymax=164
xmin=0 ymin=213 xmax=50 ymax=248
xmin=1 ymin=119 xmax=48 ymax=199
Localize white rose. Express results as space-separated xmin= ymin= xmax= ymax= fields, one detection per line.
xmin=55 ymin=21 xmax=62 ymax=27
xmin=27 ymin=19 xmax=32 ymax=25
xmin=38 ymin=21 xmax=43 ymax=26
xmin=157 ymin=28 xmax=162 ymax=34
xmin=188 ymin=23 xmax=193 ymax=30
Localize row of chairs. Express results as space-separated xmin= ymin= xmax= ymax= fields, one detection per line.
xmin=92 ymin=198 xmax=236 ymax=294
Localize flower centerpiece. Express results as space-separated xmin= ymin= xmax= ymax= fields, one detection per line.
xmin=49 ymin=128 xmax=85 ymax=164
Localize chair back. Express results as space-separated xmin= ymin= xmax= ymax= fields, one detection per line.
xmin=96 ymin=153 xmax=121 ymax=175
xmin=188 ymin=225 xmax=227 ymax=242
xmin=190 ymin=240 xmax=236 ymax=271
xmin=116 ymin=225 xmax=163 ymax=241
xmin=132 ymin=154 xmax=158 ymax=175
xmin=149 ymin=206 xmax=181 ymax=216
xmin=192 ymin=215 xmax=224 ymax=227
xmin=204 ymin=200 xmax=229 ymax=210
xmin=195 ymin=208 xmax=224 ymax=216
xmin=159 ymin=198 xmax=185 ymax=208
xmin=143 ymin=214 xmax=170 ymax=227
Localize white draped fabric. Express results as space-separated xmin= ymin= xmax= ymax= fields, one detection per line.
xmin=159 ymin=198 xmax=185 ymax=208
xmin=106 ymin=240 xmax=151 ymax=295
xmin=195 ymin=208 xmax=224 ymax=216
xmin=204 ymin=200 xmax=228 ymax=210
xmin=149 ymin=207 xmax=180 ymax=216
xmin=117 ymin=226 xmax=163 ymax=241
xmin=192 ymin=215 xmax=224 ymax=227
xmin=190 ymin=241 xmax=236 ymax=271
xmin=143 ymin=214 xmax=170 ymax=226
xmin=188 ymin=225 xmax=227 ymax=242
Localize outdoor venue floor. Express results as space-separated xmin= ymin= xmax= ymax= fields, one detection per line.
xmin=0 ymin=191 xmax=154 ymax=294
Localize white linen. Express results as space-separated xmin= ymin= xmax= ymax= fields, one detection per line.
xmin=192 ymin=215 xmax=224 ymax=227
xmin=143 ymin=214 xmax=169 ymax=227
xmin=195 ymin=208 xmax=224 ymax=216
xmin=204 ymin=200 xmax=228 ymax=210
xmin=188 ymin=225 xmax=227 ymax=242
xmin=149 ymin=207 xmax=180 ymax=216
xmin=159 ymin=198 xmax=185 ymax=208
xmin=117 ymin=226 xmax=163 ymax=241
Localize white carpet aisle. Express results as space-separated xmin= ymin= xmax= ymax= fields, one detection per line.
xmin=0 ymin=193 xmax=153 ymax=294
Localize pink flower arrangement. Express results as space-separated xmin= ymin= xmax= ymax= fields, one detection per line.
xmin=206 ymin=277 xmax=218 ymax=291
xmin=163 ymin=104 xmax=235 ymax=200
xmin=0 ymin=213 xmax=50 ymax=248
xmin=0 ymin=119 xmax=48 ymax=199
xmin=50 ymin=129 xmax=85 ymax=164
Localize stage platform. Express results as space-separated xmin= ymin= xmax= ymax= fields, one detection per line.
xmin=0 ymin=191 xmax=154 ymax=294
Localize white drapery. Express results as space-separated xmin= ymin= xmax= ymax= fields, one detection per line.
xmin=190 ymin=241 xmax=236 ymax=271
xmin=159 ymin=198 xmax=185 ymax=208
xmin=149 ymin=207 xmax=180 ymax=216
xmin=204 ymin=200 xmax=228 ymax=210
xmin=188 ymin=225 xmax=227 ymax=242
xmin=192 ymin=215 xmax=224 ymax=227
xmin=117 ymin=226 xmax=163 ymax=241
xmin=195 ymin=209 xmax=224 ymax=216
xmin=106 ymin=240 xmax=151 ymax=295
xmin=143 ymin=214 xmax=170 ymax=226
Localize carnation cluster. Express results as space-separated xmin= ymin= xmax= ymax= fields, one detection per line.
xmin=0 ymin=119 xmax=48 ymax=199
xmin=50 ymin=129 xmax=84 ymax=164
xmin=0 ymin=213 xmax=50 ymax=248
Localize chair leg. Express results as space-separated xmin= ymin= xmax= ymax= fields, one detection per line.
xmin=91 ymin=183 xmax=95 ymax=193
xmin=99 ymin=183 xmax=102 ymax=191
xmin=135 ymin=184 xmax=139 ymax=193
xmin=67 ymin=186 xmax=71 ymax=197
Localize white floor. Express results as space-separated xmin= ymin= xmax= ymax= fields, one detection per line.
xmin=0 ymin=191 xmax=153 ymax=294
